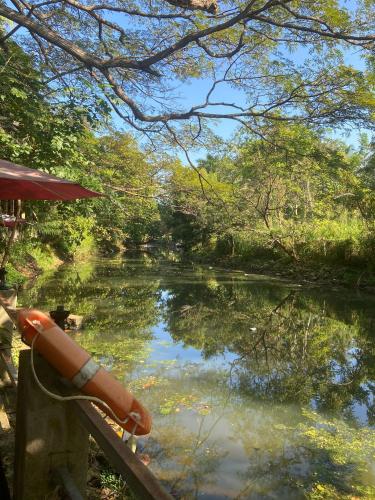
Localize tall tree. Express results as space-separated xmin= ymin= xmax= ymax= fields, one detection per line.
xmin=0 ymin=0 xmax=373 ymax=144
xmin=0 ymin=35 xmax=161 ymax=261
xmin=83 ymin=133 xmax=162 ymax=248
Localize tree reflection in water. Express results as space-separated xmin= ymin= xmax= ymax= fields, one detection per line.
xmin=19 ymin=254 xmax=375 ymax=498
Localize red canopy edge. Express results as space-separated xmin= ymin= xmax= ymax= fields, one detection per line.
xmin=0 ymin=159 xmax=102 ymax=200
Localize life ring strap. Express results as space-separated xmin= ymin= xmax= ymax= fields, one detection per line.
xmin=71 ymin=358 xmax=100 ymax=389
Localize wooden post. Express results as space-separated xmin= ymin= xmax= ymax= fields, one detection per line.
xmin=13 ymin=350 xmax=89 ymax=499
xmin=0 ymin=289 xmax=17 ymax=344
xmin=0 ymin=289 xmax=17 ymax=386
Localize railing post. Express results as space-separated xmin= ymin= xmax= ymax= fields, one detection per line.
xmin=0 ymin=289 xmax=17 ymax=384
xmin=0 ymin=289 xmax=17 ymax=339
xmin=13 ymin=350 xmax=89 ymax=499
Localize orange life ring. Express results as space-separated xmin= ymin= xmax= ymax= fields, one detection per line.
xmin=17 ymin=308 xmax=152 ymax=435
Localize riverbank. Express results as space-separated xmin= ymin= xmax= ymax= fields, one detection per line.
xmin=6 ymin=231 xmax=375 ymax=293
xmin=4 ymin=233 xmax=98 ymax=288
xmin=5 ymin=250 xmax=62 ymax=286
xmin=127 ymin=242 xmax=375 ymax=291
xmin=183 ymin=248 xmax=375 ymax=292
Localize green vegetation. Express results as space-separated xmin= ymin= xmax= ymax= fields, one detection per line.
xmin=162 ymin=126 xmax=375 ymax=285
xmin=1 ymin=5 xmax=375 ymax=287
xmin=0 ymin=35 xmax=162 ymax=280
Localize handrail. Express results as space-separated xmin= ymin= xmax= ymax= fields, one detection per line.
xmin=73 ymin=400 xmax=172 ymax=500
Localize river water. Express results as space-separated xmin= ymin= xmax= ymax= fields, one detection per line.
xmin=18 ymin=253 xmax=375 ymax=499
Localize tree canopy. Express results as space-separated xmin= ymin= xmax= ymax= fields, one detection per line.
xmin=0 ymin=0 xmax=374 ymax=143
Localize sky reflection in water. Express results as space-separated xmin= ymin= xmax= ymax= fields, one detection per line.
xmin=19 ymin=253 xmax=375 ymax=499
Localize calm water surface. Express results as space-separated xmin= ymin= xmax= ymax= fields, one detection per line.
xmin=18 ymin=253 xmax=375 ymax=499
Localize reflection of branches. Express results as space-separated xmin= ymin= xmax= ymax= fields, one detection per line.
xmin=165 ymin=266 xmax=375 ymax=422
xmin=228 ymin=289 xmax=362 ymax=404
xmin=229 ymin=291 xmax=296 ymax=383
xmin=169 ymin=409 xmax=227 ymax=494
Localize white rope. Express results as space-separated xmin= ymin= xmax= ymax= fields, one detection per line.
xmin=30 ymin=334 xmax=140 ymax=436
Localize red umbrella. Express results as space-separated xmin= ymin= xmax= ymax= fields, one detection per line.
xmin=0 ymin=159 xmax=102 ymax=200
xmin=0 ymin=158 xmax=103 ymax=284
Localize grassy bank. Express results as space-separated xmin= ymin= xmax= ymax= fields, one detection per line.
xmin=2 ymin=230 xmax=99 ymax=287
xmin=183 ymin=228 xmax=375 ymax=291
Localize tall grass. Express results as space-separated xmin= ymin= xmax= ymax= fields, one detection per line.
xmin=215 ymin=215 xmax=375 ymax=269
